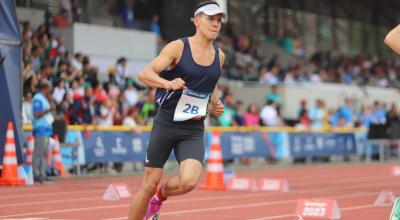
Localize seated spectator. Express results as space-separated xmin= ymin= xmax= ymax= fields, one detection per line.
xmin=150 ymin=15 xmax=162 ymax=44
xmin=308 ymin=99 xmax=328 ymax=129
xmin=331 ymin=98 xmax=354 ymax=127
xmin=244 ymin=103 xmax=260 ymax=126
xmin=218 ymin=93 xmax=237 ymax=127
xmin=284 ymin=65 xmax=306 ymax=83
xmin=260 ymin=100 xmax=281 ymax=127
xmin=356 ymin=105 xmax=373 ymax=128
xmin=52 ymin=79 xmax=66 ymax=106
xmin=72 ymin=53 xmax=83 ymax=72
xmin=242 ymin=64 xmax=258 ymax=81
xmin=120 ymin=0 xmax=135 ymax=28
xmin=22 ymin=91 xmax=33 ymax=124
xmin=123 ymin=106 xmax=142 ymax=134
xmin=296 ymin=99 xmax=311 ymax=129
xmin=370 ymin=101 xmax=387 ymax=125
xmin=115 ymin=57 xmax=128 ymax=88
xmin=266 ymin=85 xmax=281 ymax=114
xmin=54 ymin=8 xmax=70 ymax=28
xmin=96 ymin=99 xmax=114 ymax=126
xmin=233 ymin=100 xmax=244 ymax=126
xmin=71 ymin=0 xmax=82 ymax=22
xmin=260 ymin=65 xmax=280 ymax=85
xmin=124 ymin=80 xmax=139 ymax=111
xmin=138 ymin=89 xmax=157 ymax=125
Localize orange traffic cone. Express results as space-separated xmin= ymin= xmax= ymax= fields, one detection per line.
xmin=199 ymin=130 xmax=225 ymax=190
xmin=25 ymin=135 xmax=34 ymax=166
xmin=52 ymin=135 xmax=66 ymax=176
xmin=0 ymin=122 xmax=25 ymax=186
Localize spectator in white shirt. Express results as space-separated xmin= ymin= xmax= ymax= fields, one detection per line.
xmin=22 ymin=92 xmax=33 ymax=124
xmin=72 ymin=52 xmax=83 ymax=71
xmin=116 ymin=57 xmax=128 ymax=88
xmin=123 ymin=106 xmax=142 ymax=134
xmin=124 ymin=80 xmax=139 ymax=110
xmin=260 ymin=100 xmax=281 ymax=126
xmin=260 ymin=65 xmax=280 ymax=85
xmin=96 ymin=100 xmax=114 ymax=126
xmin=52 ymin=79 xmax=66 ymax=105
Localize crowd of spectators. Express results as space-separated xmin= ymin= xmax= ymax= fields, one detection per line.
xmin=210 ymin=84 xmax=400 ymax=138
xmin=219 ymin=31 xmax=400 ymax=89
xmin=48 ymin=0 xmax=400 ymax=89
xmin=21 ymin=18 xmax=400 ymax=136
xmin=20 ymin=0 xmax=400 ymax=137
xmin=21 ymin=21 xmax=155 ymax=134
xmin=18 ymin=0 xmax=400 ymax=89
xmin=16 ymin=2 xmax=400 ymax=174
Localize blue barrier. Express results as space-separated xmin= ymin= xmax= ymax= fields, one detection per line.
xmin=83 ymin=132 xmax=148 ymax=163
xmin=22 ymin=130 xmax=366 ymax=164
xmin=220 ymin=132 xmax=286 ymax=159
xmin=288 ymin=133 xmax=356 ymax=157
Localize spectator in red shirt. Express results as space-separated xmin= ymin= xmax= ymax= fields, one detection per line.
xmin=54 ymin=8 xmax=70 ymax=28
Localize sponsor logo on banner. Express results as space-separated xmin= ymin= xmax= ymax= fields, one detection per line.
xmin=111 ymin=137 xmax=127 ymax=154
xmin=293 ymin=136 xmax=302 ymax=153
xmin=316 ymin=137 xmax=324 ymax=150
xmin=226 ymin=178 xmax=258 ymax=191
xmin=131 ymin=138 xmax=143 ymax=153
xmin=230 ymin=135 xmax=256 ymax=155
xmin=304 ymin=137 xmax=314 ymax=151
xmin=258 ymin=178 xmax=289 ymax=192
xmin=290 ymin=133 xmax=355 ymax=156
xmin=346 ymin=138 xmax=354 ymax=151
xmin=227 ymin=178 xmax=252 ymax=190
xmin=295 ymin=199 xmax=340 ymax=219
xmin=94 ymin=136 xmax=105 ymax=157
xmin=102 ymin=183 xmax=131 ymax=201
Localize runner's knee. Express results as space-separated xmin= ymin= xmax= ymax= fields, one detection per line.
xmin=142 ymin=179 xmax=158 ymax=195
xmin=179 ymin=177 xmax=197 ymax=193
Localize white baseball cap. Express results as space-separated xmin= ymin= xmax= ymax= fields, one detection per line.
xmin=193 ymin=3 xmax=227 ymax=20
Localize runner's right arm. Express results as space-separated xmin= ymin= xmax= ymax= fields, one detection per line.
xmin=138 ymin=40 xmax=186 ymax=90
xmin=385 ymin=25 xmax=400 ymax=54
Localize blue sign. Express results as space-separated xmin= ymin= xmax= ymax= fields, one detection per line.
xmin=288 ymin=133 xmax=356 ymax=157
xmin=218 ymin=132 xmax=285 ymax=159
xmin=83 ymin=132 xmax=148 ymax=163
xmin=20 ymin=130 xmax=362 ymax=164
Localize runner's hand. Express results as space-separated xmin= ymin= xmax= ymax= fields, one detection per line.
xmin=211 ymin=100 xmax=224 ymax=117
xmin=165 ymin=78 xmax=186 ymax=90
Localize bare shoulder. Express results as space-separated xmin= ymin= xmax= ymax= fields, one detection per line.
xmin=218 ymin=48 xmax=225 ymax=67
xmin=160 ymin=40 xmax=184 ymax=58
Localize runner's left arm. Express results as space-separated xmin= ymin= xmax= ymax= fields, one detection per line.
xmin=209 ymin=49 xmax=226 ymax=117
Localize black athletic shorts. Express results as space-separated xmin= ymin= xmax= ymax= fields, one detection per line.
xmin=145 ymin=109 xmax=205 ymax=168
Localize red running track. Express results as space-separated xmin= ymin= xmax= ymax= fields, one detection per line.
xmin=0 ymin=163 xmax=398 ymax=220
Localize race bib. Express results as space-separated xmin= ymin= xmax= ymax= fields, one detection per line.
xmin=173 ymin=88 xmax=210 ymax=121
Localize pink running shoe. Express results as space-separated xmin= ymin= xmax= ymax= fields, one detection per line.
xmin=145 ymin=196 xmax=163 ymax=220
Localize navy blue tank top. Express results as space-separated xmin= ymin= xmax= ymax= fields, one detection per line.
xmin=155 ymin=38 xmax=221 ymax=113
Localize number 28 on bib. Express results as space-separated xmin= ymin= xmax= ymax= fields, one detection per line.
xmin=173 ymin=88 xmax=210 ymax=122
